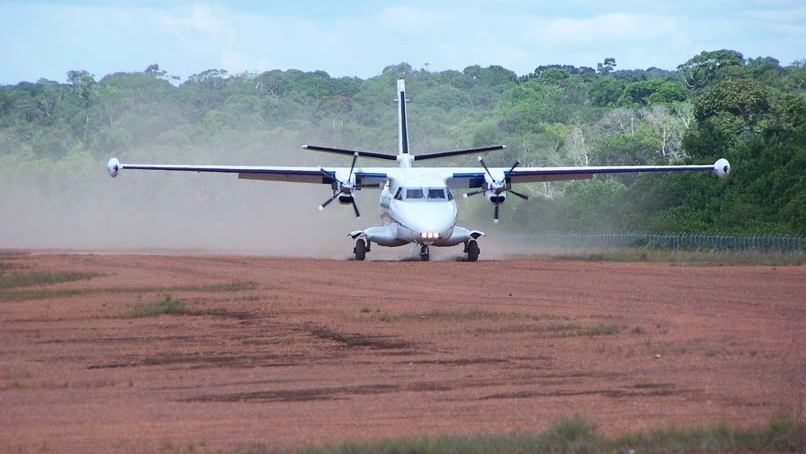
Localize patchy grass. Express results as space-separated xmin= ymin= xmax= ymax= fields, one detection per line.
xmin=377 ymin=309 xmax=572 ymax=323
xmin=408 ymin=309 xmax=520 ymax=321
xmin=631 ymin=326 xmax=648 ymax=335
xmin=643 ymin=339 xmax=710 ymax=357
xmin=544 ymin=247 xmax=806 ymax=266
xmin=0 ymin=287 xmax=89 ymax=302
xmin=477 ymin=323 xmax=581 ymax=335
xmin=16 ymin=379 xmax=121 ymax=390
xmin=170 ymin=415 xmax=803 ymax=454
xmin=580 ymin=323 xmax=620 ymax=336
xmin=0 ymin=280 xmax=258 ymax=302
xmin=198 ymin=281 xmax=258 ymax=292
xmin=60 ymin=379 xmax=118 ymax=389
xmin=612 ymin=416 xmax=806 ymax=454
xmin=122 ymin=296 xmax=235 ymax=320
xmin=376 ymin=309 xmax=516 ymax=322
xmin=476 ymin=322 xmax=620 ymax=338
xmin=5 ymin=379 xmax=30 ymax=390
xmin=126 ymin=295 xmax=188 ymax=318
xmin=0 ymin=271 xmax=101 ymax=290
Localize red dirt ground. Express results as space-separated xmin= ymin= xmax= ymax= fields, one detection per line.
xmin=1 ymin=252 xmax=805 ymax=453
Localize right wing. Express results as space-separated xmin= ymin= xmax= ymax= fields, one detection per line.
xmin=447 ymin=159 xmax=731 ymax=189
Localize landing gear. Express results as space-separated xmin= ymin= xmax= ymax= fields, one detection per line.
xmin=419 ymin=244 xmax=430 ymax=261
xmin=354 ymin=239 xmax=367 ymax=261
xmin=466 ymin=240 xmax=479 ymax=262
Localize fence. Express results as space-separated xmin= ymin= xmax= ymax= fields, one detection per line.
xmin=500 ymin=233 xmax=806 ymax=252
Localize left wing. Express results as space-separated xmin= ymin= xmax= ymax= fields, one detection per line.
xmin=448 ymin=159 xmax=731 ymax=188
xmin=106 ymin=158 xmax=389 ymax=187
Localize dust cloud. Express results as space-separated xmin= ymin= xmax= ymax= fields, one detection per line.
xmin=0 ymin=154 xmax=573 ymax=261
xmin=0 ymin=144 xmax=395 ymax=258
xmin=0 ymin=155 xmax=535 ymax=260
xmin=0 ymin=138 xmax=557 ymax=261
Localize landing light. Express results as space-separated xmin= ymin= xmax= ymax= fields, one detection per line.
xmin=420 ymin=232 xmax=441 ymax=240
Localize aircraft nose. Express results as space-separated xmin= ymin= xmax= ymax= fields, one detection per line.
xmin=408 ymin=207 xmax=455 ymax=239
xmin=394 ymin=196 xmax=458 ymax=241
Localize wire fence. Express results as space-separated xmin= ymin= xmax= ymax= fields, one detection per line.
xmin=502 ymin=233 xmax=806 ymax=252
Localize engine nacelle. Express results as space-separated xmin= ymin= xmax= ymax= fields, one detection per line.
xmin=338 ymin=193 xmax=355 ymax=205
xmin=487 ymin=190 xmax=506 ymax=205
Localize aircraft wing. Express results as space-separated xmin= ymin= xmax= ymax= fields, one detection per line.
xmin=106 ymin=158 xmax=389 ymax=186
xmin=447 ymin=159 xmax=731 ymax=188
xmin=238 ymin=167 xmax=389 ymax=187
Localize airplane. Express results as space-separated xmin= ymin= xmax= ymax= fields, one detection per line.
xmin=107 ymin=78 xmax=731 ymax=261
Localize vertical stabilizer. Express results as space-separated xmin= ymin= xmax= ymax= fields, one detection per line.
xmin=397 ymin=78 xmax=409 ymax=157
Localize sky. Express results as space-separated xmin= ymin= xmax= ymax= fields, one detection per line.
xmin=1 ymin=0 xmax=804 ymax=85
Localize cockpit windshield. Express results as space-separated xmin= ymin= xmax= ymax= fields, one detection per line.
xmin=395 ymin=187 xmax=453 ymax=201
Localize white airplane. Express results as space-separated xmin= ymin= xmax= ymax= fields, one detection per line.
xmin=107 ymin=78 xmax=730 ymax=261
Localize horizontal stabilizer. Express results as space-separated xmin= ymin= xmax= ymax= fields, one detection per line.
xmin=414 ymin=145 xmax=506 ymax=161
xmin=302 ymin=145 xmax=397 ymax=161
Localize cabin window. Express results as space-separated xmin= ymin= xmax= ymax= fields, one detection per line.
xmin=406 ymin=188 xmax=424 ymax=199
xmin=400 ymin=187 xmax=453 ymax=201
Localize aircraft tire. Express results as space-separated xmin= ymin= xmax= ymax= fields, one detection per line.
xmin=420 ymin=244 xmax=430 ymax=261
xmin=354 ymin=239 xmax=367 ymax=261
xmin=467 ymin=240 xmax=479 ymax=262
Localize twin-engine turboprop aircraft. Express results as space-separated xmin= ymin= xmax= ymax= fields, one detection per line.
xmin=107 ymin=78 xmax=730 ymax=261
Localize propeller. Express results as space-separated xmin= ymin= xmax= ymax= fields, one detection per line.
xmin=318 ymin=152 xmax=378 ymax=219
xmin=464 ymin=157 xmax=529 ymax=223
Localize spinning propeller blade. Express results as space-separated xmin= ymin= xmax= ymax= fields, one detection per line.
xmin=351 ymin=199 xmax=361 ymax=218
xmin=508 ymin=189 xmax=529 ymax=200
xmin=317 ymin=152 xmax=364 ymax=218
xmin=466 ymin=157 xmax=530 ymax=223
xmin=319 ymin=191 xmax=340 ymax=211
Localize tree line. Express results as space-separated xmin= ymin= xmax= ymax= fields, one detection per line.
xmin=1 ymin=49 xmax=804 ymax=235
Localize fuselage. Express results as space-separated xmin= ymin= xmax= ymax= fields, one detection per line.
xmin=378 ymin=175 xmax=457 ymax=246
xmin=346 ymin=78 xmax=481 ymax=252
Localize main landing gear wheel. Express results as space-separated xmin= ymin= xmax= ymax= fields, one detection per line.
xmin=354 ymin=239 xmax=367 ymax=261
xmin=420 ymin=244 xmax=430 ymax=262
xmin=466 ymin=240 xmax=479 ymax=262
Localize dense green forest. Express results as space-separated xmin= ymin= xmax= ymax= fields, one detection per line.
xmin=1 ymin=49 xmax=805 ymax=237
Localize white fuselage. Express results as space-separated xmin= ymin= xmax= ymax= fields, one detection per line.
xmin=351 ymin=168 xmax=479 ymax=248
xmin=346 ymin=79 xmax=483 ymax=251
xmin=379 ymin=183 xmax=457 ymax=246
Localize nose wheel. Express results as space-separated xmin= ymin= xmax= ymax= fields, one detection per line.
xmin=420 ymin=244 xmax=430 ymax=261
xmin=354 ymin=239 xmax=368 ymax=261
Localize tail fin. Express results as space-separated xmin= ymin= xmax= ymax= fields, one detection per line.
xmin=397 ymin=78 xmax=409 ymax=156
xmin=306 ymin=79 xmax=505 ymax=167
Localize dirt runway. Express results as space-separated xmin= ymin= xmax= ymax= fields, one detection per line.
xmin=1 ymin=252 xmax=804 ymax=453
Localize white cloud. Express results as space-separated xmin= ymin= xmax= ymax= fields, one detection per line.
xmin=0 ymin=0 xmax=803 ymax=84
xmin=157 ymin=3 xmax=234 ymax=41
xmin=530 ymin=13 xmax=681 ymax=46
